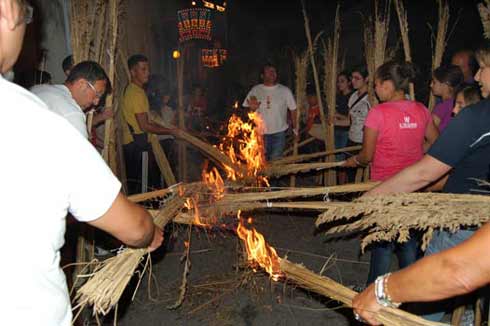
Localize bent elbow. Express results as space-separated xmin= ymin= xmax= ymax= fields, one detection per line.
xmin=126 ymin=215 xmax=154 ymax=248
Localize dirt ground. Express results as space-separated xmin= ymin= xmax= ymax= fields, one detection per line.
xmin=103 ymin=203 xmax=372 ymax=326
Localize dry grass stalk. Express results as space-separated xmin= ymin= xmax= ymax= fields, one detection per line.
xmin=316 ymin=192 xmax=490 ymax=251
xmin=301 ymin=2 xmax=330 ymax=184
xmin=75 ymin=195 xmax=187 ymax=315
xmin=291 ymin=50 xmax=309 ymax=187
xmin=222 ymin=181 xmax=379 ymax=203
xmin=322 ymin=3 xmax=341 ymax=186
xmin=263 ymin=161 xmax=344 ymax=178
xmin=273 ymin=145 xmax=362 ymax=165
xmin=279 ymin=259 xmax=446 ymax=326
xmin=393 ymin=0 xmax=415 ymax=100
xmin=128 ymin=182 xmax=205 ymax=203
xmin=428 ymin=0 xmax=450 ymax=110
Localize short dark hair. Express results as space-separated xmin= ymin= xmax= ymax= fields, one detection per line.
xmin=338 ymin=70 xmax=352 ymax=81
xmin=375 ymin=61 xmax=417 ymax=92
xmin=128 ymin=54 xmax=148 ymax=71
xmin=66 ymin=61 xmax=111 ymax=91
xmin=351 ymin=65 xmax=369 ymax=78
xmin=457 ymin=85 xmax=482 ymax=107
xmin=62 ymin=55 xmax=73 ymax=72
xmin=433 ymin=64 xmax=464 ymax=89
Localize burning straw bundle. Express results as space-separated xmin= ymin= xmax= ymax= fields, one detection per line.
xmin=364 ymin=0 xmax=391 ymax=105
xmin=316 ymin=192 xmax=490 ymax=251
xmin=322 ymin=3 xmax=341 ymax=186
xmin=428 ymin=0 xmax=450 ymax=110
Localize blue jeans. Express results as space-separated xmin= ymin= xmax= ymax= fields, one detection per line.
xmin=366 ymin=236 xmax=419 ymax=285
xmin=423 ymin=229 xmax=475 ymax=322
xmin=264 ymin=130 xmax=287 ymax=162
xmin=334 ymin=128 xmax=349 ymax=161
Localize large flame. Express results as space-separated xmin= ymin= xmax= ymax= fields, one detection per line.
xmin=202 ymin=110 xmax=269 ymax=200
xmin=218 ymin=112 xmax=268 ymax=185
xmin=236 ymin=211 xmax=282 ymax=281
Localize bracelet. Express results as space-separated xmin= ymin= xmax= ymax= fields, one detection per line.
xmin=374 ymin=273 xmax=401 ymax=308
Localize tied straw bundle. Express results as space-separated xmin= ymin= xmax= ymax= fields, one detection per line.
xmin=393 ymin=0 xmax=415 ymax=100
xmin=316 ymin=192 xmax=490 ymax=251
xmin=479 ymin=0 xmax=490 ymax=39
xmin=428 ymin=0 xmax=450 ymax=111
xmin=364 ymin=0 xmax=391 ymax=106
xmin=291 ymin=50 xmax=309 ymax=187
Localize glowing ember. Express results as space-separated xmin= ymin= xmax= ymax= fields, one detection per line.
xmin=236 ymin=212 xmax=282 ymax=281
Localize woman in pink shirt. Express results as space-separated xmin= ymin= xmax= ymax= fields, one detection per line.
xmin=344 ymin=61 xmax=439 ymax=285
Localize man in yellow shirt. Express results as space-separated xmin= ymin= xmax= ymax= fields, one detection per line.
xmin=122 ymin=54 xmax=175 ymax=194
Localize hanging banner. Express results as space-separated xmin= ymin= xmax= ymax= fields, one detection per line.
xmin=177 ymin=8 xmax=212 ymax=42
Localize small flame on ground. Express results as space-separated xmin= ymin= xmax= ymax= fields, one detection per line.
xmin=236 ymin=211 xmax=282 ymax=281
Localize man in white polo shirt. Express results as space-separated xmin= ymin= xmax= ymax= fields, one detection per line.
xmin=243 ymin=63 xmax=297 ymax=161
xmin=0 ymin=1 xmax=163 ymax=325
xmin=31 ymin=61 xmax=112 ymax=138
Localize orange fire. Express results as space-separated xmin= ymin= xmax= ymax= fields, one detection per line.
xmin=184 ymin=196 xmax=207 ymax=226
xmin=202 ymin=166 xmax=225 ymax=200
xmin=236 ymin=211 xmax=282 ymax=281
xmin=218 ymin=112 xmax=268 ymax=185
xmin=202 ymin=110 xmax=269 ymax=200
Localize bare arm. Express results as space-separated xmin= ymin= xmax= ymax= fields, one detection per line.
xmin=88 ymin=192 xmax=163 ymax=251
xmin=423 ymin=119 xmax=439 ymax=152
xmin=343 ymin=127 xmax=377 ymax=167
xmin=334 ymin=113 xmax=351 ymax=127
xmin=365 ymin=154 xmax=452 ymax=196
xmin=353 ymin=222 xmax=490 ymax=325
xmin=92 ymin=107 xmax=113 ymax=126
xmin=432 ymin=113 xmax=441 ymax=129
xmin=136 ymin=112 xmax=175 ymax=135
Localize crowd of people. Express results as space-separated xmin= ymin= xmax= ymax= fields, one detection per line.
xmin=3 ymin=0 xmax=490 ymax=325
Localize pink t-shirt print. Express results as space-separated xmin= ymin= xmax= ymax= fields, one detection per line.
xmin=364 ymin=100 xmax=432 ymax=181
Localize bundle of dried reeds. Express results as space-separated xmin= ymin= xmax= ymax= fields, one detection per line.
xmin=74 ymin=195 xmax=188 ymax=315
xmin=291 ymin=50 xmax=309 ymax=187
xmin=478 ymin=0 xmax=490 ymax=39
xmin=262 ymin=161 xmax=344 ymax=178
xmin=364 ymin=0 xmax=391 ymax=105
xmin=279 ymin=259 xmax=446 ymax=326
xmin=428 ymin=0 xmax=450 ymax=110
xmin=316 ymin=192 xmax=490 ymax=251
xmin=322 ymin=3 xmax=341 ymax=186
xmin=393 ymin=0 xmax=415 ymax=100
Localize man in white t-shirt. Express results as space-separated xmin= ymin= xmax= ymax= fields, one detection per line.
xmin=31 ymin=61 xmax=113 ymax=138
xmin=243 ymin=63 xmax=297 ymax=161
xmin=0 ymin=1 xmax=163 ymax=325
